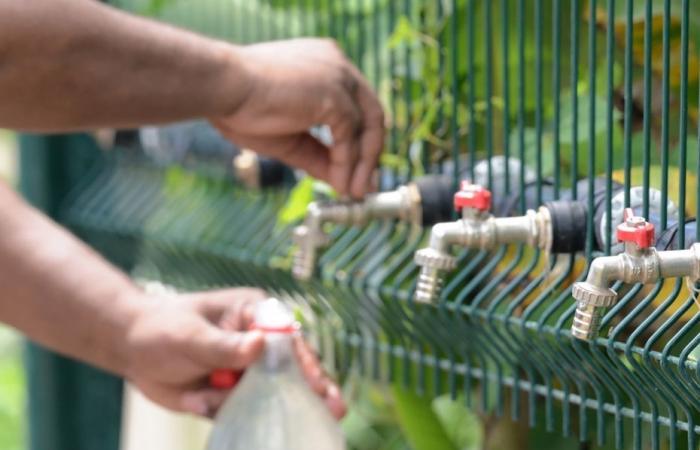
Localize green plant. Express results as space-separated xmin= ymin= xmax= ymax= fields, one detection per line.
xmin=0 ymin=328 xmax=26 ymax=450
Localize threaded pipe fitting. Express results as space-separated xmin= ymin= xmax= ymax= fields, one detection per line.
xmin=570 ymin=282 xmax=617 ymax=340
xmin=413 ymin=248 xmax=456 ymax=304
xmin=415 ymin=267 xmax=444 ymax=304
xmin=292 ymin=247 xmax=316 ymax=280
xmin=571 ymin=303 xmax=605 ymax=340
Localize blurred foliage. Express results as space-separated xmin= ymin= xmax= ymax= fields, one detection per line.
xmin=0 ymin=130 xmax=17 ymax=186
xmin=0 ymin=328 xmax=26 ymax=450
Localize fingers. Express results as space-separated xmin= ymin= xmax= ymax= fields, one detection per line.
xmin=324 ymin=384 xmax=347 ymax=420
xmin=344 ymin=66 xmax=385 ymax=198
xmin=294 ymin=336 xmax=347 ymax=420
xmin=136 ymin=379 xmax=229 ymax=418
xmin=180 ymin=388 xmax=230 ymax=418
xmin=189 ymin=288 xmax=267 ymax=328
xmin=186 ymin=326 xmax=265 ymax=370
xmin=228 ymin=132 xmax=331 ymax=183
xmin=322 ymin=86 xmax=363 ymax=197
xmin=215 ymin=37 xmax=384 ymax=198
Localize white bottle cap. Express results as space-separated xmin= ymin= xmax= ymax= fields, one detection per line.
xmin=253 ymin=299 xmax=298 ymax=333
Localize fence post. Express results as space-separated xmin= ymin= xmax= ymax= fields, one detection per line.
xmin=19 ymin=133 xmax=123 ymax=450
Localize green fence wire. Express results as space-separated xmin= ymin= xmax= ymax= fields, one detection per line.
xmin=24 ymin=1 xmax=700 ymax=449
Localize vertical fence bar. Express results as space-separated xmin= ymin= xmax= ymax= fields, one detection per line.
xmin=502 ymin=0 xmax=511 ymax=196
xmin=518 ymin=0 xmax=526 ymax=212
xmin=21 ymin=135 xmax=121 ymax=450
xmin=586 ymin=0 xmax=597 ymax=261
xmin=660 ymin=0 xmax=671 ymax=231
xmin=677 ymin=0 xmax=689 ymax=251
xmin=484 ymin=0 xmax=493 ymax=189
xmin=372 ymin=0 xmax=380 ymax=90
xmin=623 ymin=0 xmax=633 ymax=204
xmin=552 ymin=0 xmax=561 ymax=197
xmin=467 ymin=0 xmax=476 ymax=182
xmin=435 ymin=0 xmax=445 ymax=176
xmin=571 ymin=0 xmax=580 ymax=201
xmin=534 ymin=0 xmax=543 ymax=204
xmin=388 ymin=0 xmax=399 ymax=189
xmin=604 ymin=0 xmax=615 ymax=256
xmin=451 ymin=0 xmax=460 ymax=189
xmin=403 ymin=0 xmax=414 ymax=180
xmin=642 ymin=0 xmax=652 ymax=219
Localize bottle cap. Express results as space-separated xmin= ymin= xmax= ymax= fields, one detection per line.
xmin=616 ymin=208 xmax=655 ymax=249
xmin=453 ymin=182 xmax=492 ymax=212
xmin=251 ymin=298 xmax=299 ymax=334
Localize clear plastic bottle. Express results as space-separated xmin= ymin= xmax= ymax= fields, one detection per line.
xmin=206 ymin=299 xmax=346 ymax=450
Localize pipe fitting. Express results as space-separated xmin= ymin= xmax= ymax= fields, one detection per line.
xmin=292 ymin=176 xmax=454 ymax=280
xmin=414 ymin=183 xmax=558 ymax=304
xmin=571 ymin=209 xmax=700 ymax=340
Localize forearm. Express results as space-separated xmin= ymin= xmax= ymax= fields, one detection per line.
xmin=0 ymin=0 xmax=247 ymax=131
xmin=0 ymin=181 xmax=146 ymax=374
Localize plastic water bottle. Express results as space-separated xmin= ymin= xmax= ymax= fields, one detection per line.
xmin=206 ymin=299 xmax=345 ymax=450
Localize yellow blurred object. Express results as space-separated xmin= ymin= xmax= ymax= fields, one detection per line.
xmin=611 ymin=166 xmax=697 ymax=217
xmin=591 ymin=8 xmax=699 ymax=125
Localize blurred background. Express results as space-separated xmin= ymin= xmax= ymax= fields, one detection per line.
xmin=0 ymin=130 xmax=25 ymax=450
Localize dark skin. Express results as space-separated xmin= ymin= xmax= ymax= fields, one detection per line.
xmin=0 ymin=0 xmax=386 ymax=418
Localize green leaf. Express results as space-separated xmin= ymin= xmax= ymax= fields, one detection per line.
xmin=392 ymin=386 xmax=457 ymax=450
xmin=277 ymin=177 xmax=315 ymax=225
xmin=388 ymin=16 xmax=421 ymax=49
xmin=431 ymin=395 xmax=483 ymax=450
xmin=143 ymin=0 xmax=178 ymax=15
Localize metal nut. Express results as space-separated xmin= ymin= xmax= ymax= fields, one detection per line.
xmin=571 ymin=282 xmax=617 ymax=307
xmin=414 ymin=248 xmax=457 ymax=271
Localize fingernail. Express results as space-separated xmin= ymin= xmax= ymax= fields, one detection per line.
xmin=326 ymin=384 xmax=340 ymax=399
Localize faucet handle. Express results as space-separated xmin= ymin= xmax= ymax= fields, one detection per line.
xmin=454 ymin=182 xmax=492 ymax=213
xmin=616 ymin=208 xmax=655 ymax=249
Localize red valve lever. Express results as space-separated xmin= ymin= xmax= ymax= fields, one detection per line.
xmin=454 ymin=183 xmax=492 ymax=212
xmin=616 ymin=208 xmax=655 ymax=249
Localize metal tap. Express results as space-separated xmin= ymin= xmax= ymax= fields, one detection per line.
xmin=292 ymin=177 xmax=452 ymax=280
xmin=571 ymin=209 xmax=700 ymax=340
xmin=414 ymin=182 xmax=562 ymax=304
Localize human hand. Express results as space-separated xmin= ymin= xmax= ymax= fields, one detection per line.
xmin=212 ymin=38 xmax=385 ymax=199
xmin=124 ymin=288 xmax=345 ymax=418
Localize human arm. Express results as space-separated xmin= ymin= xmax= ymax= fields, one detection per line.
xmin=0 ymin=0 xmax=384 ymax=197
xmin=0 ymin=181 xmax=344 ymax=417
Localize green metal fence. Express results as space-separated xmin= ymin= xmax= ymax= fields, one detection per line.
xmin=20 ymin=1 xmax=700 ymax=449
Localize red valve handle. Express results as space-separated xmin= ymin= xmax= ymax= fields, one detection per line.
xmin=209 ymin=369 xmax=243 ymax=389
xmin=616 ymin=208 xmax=655 ymax=249
xmin=454 ymin=182 xmax=492 ymax=212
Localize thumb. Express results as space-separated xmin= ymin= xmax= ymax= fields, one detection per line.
xmin=189 ymin=326 xmax=265 ymax=370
